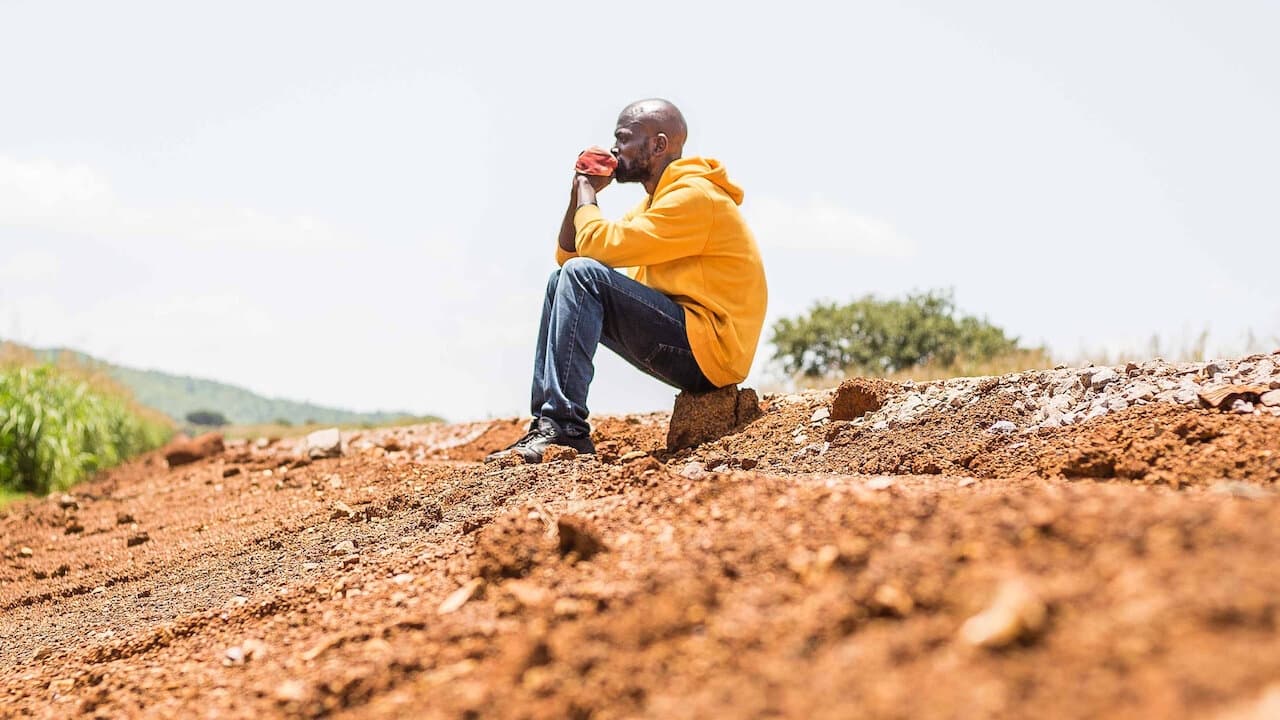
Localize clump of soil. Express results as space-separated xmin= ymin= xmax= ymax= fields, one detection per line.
xmin=556 ymin=515 xmax=605 ymax=561
xmin=163 ymin=432 xmax=224 ymax=466
xmin=472 ymin=510 xmax=549 ymax=580
xmin=830 ymin=377 xmax=900 ymax=420
xmin=666 ymin=386 xmax=762 ymax=450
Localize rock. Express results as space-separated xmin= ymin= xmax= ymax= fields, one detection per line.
xmin=392 ymin=573 xmax=414 ymax=585
xmin=873 ymin=584 xmax=915 ymax=617
xmin=485 ymin=451 xmax=525 ymax=468
xmin=64 ymin=519 xmax=84 ymax=535
xmin=1261 ymin=389 xmax=1280 ymax=407
xmin=19 ymin=546 xmax=33 ymax=557
xmin=1089 ymin=367 xmax=1119 ymax=390
xmin=126 ymin=531 xmax=150 ymax=547
xmin=831 ymin=377 xmax=898 ymax=421
xmin=666 ymin=386 xmax=762 ymax=451
xmin=541 ymin=445 xmax=579 ymax=463
xmin=164 ymin=433 xmax=225 ymax=467
xmin=242 ymin=638 xmax=268 ymax=661
xmin=116 ymin=512 xmax=135 ymax=525
xmin=1126 ymin=383 xmax=1158 ymax=402
xmin=1232 ymin=399 xmax=1256 ymax=414
xmin=810 ymin=407 xmax=830 ymax=423
xmin=959 ymin=578 xmax=1047 ymax=649
xmin=556 ymin=515 xmax=606 ymax=561
xmin=988 ymin=420 xmax=1017 ymax=434
xmin=223 ymin=646 xmax=246 ymax=665
xmin=330 ymin=539 xmax=356 ymax=555
xmin=330 ymin=501 xmax=356 ymax=521
xmin=57 ymin=494 xmax=79 ymax=510
xmin=679 ymin=461 xmax=710 ymax=480
xmin=438 ymin=578 xmax=483 ymax=614
xmin=274 ymin=679 xmax=310 ymax=703
xmin=305 ymin=428 xmax=343 ymax=459
xmin=1198 ymin=384 xmax=1272 ymax=410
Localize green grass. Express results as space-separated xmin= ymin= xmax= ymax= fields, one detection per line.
xmin=0 ymin=486 xmax=30 ymax=510
xmin=0 ymin=363 xmax=172 ymax=496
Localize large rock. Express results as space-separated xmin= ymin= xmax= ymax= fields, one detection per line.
xmin=306 ymin=428 xmax=344 ymax=459
xmin=666 ymin=386 xmax=762 ymax=451
xmin=830 ymin=377 xmax=899 ymax=421
xmin=164 ymin=433 xmax=225 ymax=467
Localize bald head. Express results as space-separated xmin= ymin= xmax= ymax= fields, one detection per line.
xmin=617 ymin=98 xmax=687 ymax=153
xmin=611 ymin=98 xmax=687 ymax=190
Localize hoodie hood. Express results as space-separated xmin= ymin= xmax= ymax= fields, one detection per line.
xmin=655 ymin=156 xmax=745 ymax=206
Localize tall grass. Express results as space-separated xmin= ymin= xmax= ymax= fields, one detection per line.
xmin=0 ymin=346 xmax=172 ymax=496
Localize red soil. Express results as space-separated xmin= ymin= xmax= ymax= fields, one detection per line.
xmin=2 ymin=384 xmax=1279 ymax=719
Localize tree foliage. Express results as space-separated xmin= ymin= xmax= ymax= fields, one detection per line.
xmin=770 ymin=289 xmax=1021 ymax=379
xmin=185 ymin=410 xmax=229 ymax=427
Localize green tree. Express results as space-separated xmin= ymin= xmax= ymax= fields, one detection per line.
xmin=185 ymin=410 xmax=229 ymax=427
xmin=770 ymin=289 xmax=1021 ymax=378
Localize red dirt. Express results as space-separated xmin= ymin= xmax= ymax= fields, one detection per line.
xmin=3 ymin=377 xmax=1280 ymax=719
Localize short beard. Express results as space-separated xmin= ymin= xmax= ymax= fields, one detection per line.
xmin=613 ymin=157 xmax=650 ymax=184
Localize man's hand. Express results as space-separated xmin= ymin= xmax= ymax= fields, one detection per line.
xmin=574 ymin=173 xmax=608 ymax=209
xmin=578 ymin=172 xmax=612 ymax=193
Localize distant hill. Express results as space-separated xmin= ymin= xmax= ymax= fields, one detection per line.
xmin=20 ymin=345 xmax=439 ymax=427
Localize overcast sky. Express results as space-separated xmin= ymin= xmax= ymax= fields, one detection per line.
xmin=2 ymin=1 xmax=1278 ymax=421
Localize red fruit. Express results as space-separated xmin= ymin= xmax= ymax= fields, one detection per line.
xmin=575 ymin=146 xmax=617 ymax=176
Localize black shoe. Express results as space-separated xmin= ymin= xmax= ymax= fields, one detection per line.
xmin=487 ymin=416 xmax=595 ymax=464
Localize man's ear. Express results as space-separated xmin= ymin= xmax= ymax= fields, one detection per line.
xmin=653 ymin=133 xmax=669 ymax=155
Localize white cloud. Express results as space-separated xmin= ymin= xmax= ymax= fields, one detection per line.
xmin=0 ymin=155 xmax=350 ymax=251
xmin=744 ymin=196 xmax=916 ymax=257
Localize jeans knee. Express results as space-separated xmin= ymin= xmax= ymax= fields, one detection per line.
xmin=561 ymin=257 xmax=609 ymax=290
xmin=562 ymin=256 xmax=608 ymax=278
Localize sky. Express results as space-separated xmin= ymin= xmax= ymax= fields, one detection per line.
xmin=2 ymin=0 xmax=1278 ymax=422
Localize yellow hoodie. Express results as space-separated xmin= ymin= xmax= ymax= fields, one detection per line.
xmin=556 ymin=157 xmax=767 ymax=388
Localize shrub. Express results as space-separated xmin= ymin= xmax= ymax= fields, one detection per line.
xmin=770 ymin=289 xmax=1028 ymax=379
xmin=0 ymin=364 xmax=171 ymax=495
xmin=185 ymin=410 xmax=229 ymax=427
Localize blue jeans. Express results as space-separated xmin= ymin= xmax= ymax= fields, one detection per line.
xmin=532 ymin=257 xmax=717 ymax=435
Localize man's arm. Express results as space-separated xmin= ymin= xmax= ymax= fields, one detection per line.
xmin=557 ymin=180 xmax=579 ymax=253
xmin=559 ymin=174 xmax=611 ymax=253
xmin=572 ymin=184 xmax=712 ymax=268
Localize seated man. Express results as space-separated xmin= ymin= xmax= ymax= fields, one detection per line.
xmin=493 ymin=99 xmax=768 ymax=463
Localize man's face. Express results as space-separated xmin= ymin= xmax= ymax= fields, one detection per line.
xmin=611 ymin=121 xmax=652 ymax=184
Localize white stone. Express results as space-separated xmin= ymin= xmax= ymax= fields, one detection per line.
xmin=306 ymin=428 xmax=343 ymax=459
xmin=1089 ymin=367 xmax=1119 ymax=390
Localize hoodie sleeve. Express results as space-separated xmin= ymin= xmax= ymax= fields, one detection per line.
xmin=554 ymin=199 xmax=649 ymax=267
xmin=573 ymin=185 xmax=712 ymax=268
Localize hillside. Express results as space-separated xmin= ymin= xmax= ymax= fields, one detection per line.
xmin=22 ymin=345 xmax=439 ymax=426
xmin=1 ymin=352 xmax=1278 ymax=718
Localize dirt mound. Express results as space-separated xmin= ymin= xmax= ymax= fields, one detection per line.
xmin=831 ymin=376 xmax=899 ymax=419
xmin=981 ymin=404 xmax=1280 ymax=487
xmin=2 ymin=354 xmax=1279 ymax=719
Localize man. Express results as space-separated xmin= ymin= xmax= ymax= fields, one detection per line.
xmin=492 ymin=99 xmax=767 ymax=463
